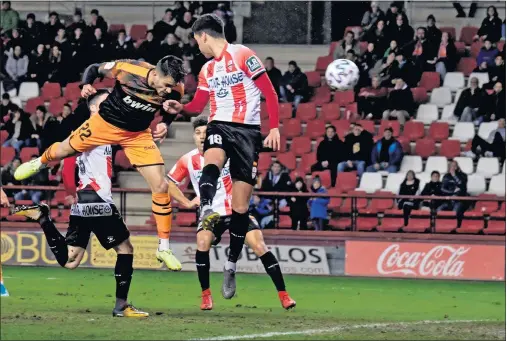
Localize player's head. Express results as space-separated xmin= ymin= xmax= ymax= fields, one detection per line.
xmin=192 ymin=14 xmax=225 ymax=57
xmin=153 ymin=55 xmax=186 ymax=97
xmin=192 ymin=114 xmax=209 ymax=153
xmin=87 ymin=89 xmax=110 ymax=114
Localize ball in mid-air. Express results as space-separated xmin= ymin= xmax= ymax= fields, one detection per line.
xmin=325 ymin=59 xmax=360 ymax=91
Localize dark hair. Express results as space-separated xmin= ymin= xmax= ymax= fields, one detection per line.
xmin=2 ymin=93 xmax=9 ymax=100
xmin=346 ymin=30 xmax=354 ymax=37
xmin=288 ymin=60 xmax=298 ymax=67
xmin=119 ymin=29 xmax=126 ymax=35
xmin=431 ymin=171 xmax=440 ymax=177
xmin=354 ymin=123 xmax=362 ymax=128
xmin=384 ymin=127 xmax=393 ymax=133
xmin=326 ymin=125 xmax=336 ymax=132
xmin=36 ymin=105 xmax=46 ymax=113
xmin=10 ymin=104 xmax=19 ymax=112
xmin=91 ymin=9 xmax=99 ymax=15
xmin=26 ymin=13 xmax=35 ymax=20
xmin=63 ymin=103 xmax=72 ymax=109
xmin=49 ymin=11 xmax=58 ymax=17
xmin=165 ymin=8 xmax=173 ymax=14
xmin=87 ymin=89 xmax=110 ymax=108
xmin=74 ymin=9 xmax=82 ymax=16
xmin=427 ymin=14 xmax=435 ymax=22
xmin=405 ymin=170 xmax=416 ymax=180
xmin=192 ymin=115 xmax=208 ymax=129
xmin=265 ymin=56 xmax=274 ymax=62
xmin=487 ymin=6 xmax=498 ymax=18
xmin=2 ymin=1 xmax=10 ymax=6
xmin=146 ymin=29 xmax=154 ymax=36
xmin=417 ymin=26 xmax=426 ymax=32
xmin=192 ymin=13 xmax=225 ymax=38
xmin=156 ymin=55 xmax=186 ymax=83
xmin=346 ymin=49 xmax=357 ymax=57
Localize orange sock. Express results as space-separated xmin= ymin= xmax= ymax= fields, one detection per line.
xmin=40 ymin=142 xmax=61 ymax=164
xmin=152 ymin=192 xmax=172 ymax=239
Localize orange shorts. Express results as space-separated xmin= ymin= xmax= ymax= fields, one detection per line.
xmin=68 ymin=113 xmax=164 ymax=167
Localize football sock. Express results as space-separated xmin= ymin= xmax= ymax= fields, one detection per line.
xmin=39 ymin=214 xmax=68 ymax=267
xmin=158 ymin=238 xmax=170 ymax=252
xmin=114 ymin=254 xmax=134 ymax=309
xmin=228 ymin=210 xmax=249 ymax=263
xmin=41 ymin=142 xmax=61 ymax=164
xmin=260 ymin=251 xmax=286 ymax=292
xmin=152 ymin=192 xmax=172 ymax=240
xmin=195 ymin=250 xmax=210 ymax=291
xmin=198 ymin=164 xmax=220 ymax=208
xmin=225 ymin=261 xmax=236 ymax=272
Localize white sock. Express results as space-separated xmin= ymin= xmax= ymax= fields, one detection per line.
xmin=225 ymin=261 xmax=236 ymax=272
xmin=158 ymin=238 xmax=170 ymax=251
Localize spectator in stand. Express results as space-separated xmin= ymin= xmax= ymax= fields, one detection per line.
xmin=311 ymin=125 xmax=343 ymax=187
xmin=309 ymin=176 xmax=329 ymax=231
xmin=338 ymin=123 xmax=373 ymax=178
xmin=477 ymin=39 xmax=499 ymax=67
xmin=365 ymin=20 xmax=388 ymax=56
xmin=173 ymin=1 xmax=188 ymax=21
xmin=54 ymin=27 xmax=71 ymax=61
xmin=29 ymin=105 xmax=53 ymax=152
xmin=425 ymin=15 xmax=442 ymax=45
xmin=475 ymin=6 xmax=502 ymax=43
xmin=333 ymin=30 xmax=360 ymax=60
xmin=397 ymin=170 xmax=420 ymax=226
xmin=361 ymin=1 xmax=384 ymax=34
xmin=261 ymin=161 xmax=292 ymax=207
xmin=249 ymin=195 xmax=274 ymax=229
xmin=175 ymin=11 xmax=194 ymax=45
xmin=137 ymin=30 xmax=160 ymax=65
xmin=485 ymin=54 xmax=505 ymax=89
xmin=478 ymin=82 xmax=505 ymax=123
xmin=113 ymin=29 xmax=135 ymax=60
xmin=420 ymin=171 xmax=443 ymax=211
xmin=66 ymin=9 xmax=86 ymax=37
xmin=383 ymin=39 xmax=399 ymax=58
xmin=358 ymin=42 xmax=381 ymax=88
xmin=1 ymin=107 xmax=33 ymax=154
xmin=153 ymin=9 xmax=178 ymax=43
xmin=14 ymin=154 xmax=48 ymax=204
xmin=370 ymin=51 xmax=397 ymax=87
xmin=5 ymin=45 xmax=28 ymax=90
xmin=385 ymin=1 xmax=408 ymax=29
xmin=392 ymin=51 xmax=419 ymax=88
xmin=0 ymin=1 xmax=19 ymax=36
xmin=473 ymin=60 xmax=489 ymax=73
xmin=454 ymin=77 xmax=487 ymax=122
xmin=21 ymin=13 xmax=43 ymax=51
xmin=464 ymin=118 xmax=505 ymax=160
xmin=183 ymin=35 xmax=206 ymax=78
xmin=68 ymin=27 xmax=86 ymax=82
xmin=383 ymin=78 xmax=414 ymax=123
xmin=5 ymin=28 xmax=25 ymax=53
xmin=265 ymin=57 xmax=282 ymax=98
xmin=410 ymin=27 xmax=437 ymax=72
xmin=280 ymin=61 xmax=309 ymax=114
xmin=182 ymin=60 xmax=197 ymax=96
xmin=27 ymin=43 xmax=48 ymax=87
xmin=159 ymin=33 xmax=183 ymax=60
xmin=215 ymin=5 xmax=237 ymax=43
xmin=88 ymin=9 xmax=108 ymax=37
xmin=0 ymin=93 xmax=15 ymax=118
xmin=387 ymin=13 xmax=414 ymax=48
xmin=367 ymin=127 xmax=403 ymax=173
xmin=89 ymin=28 xmax=111 ymax=63
xmin=358 ymin=75 xmax=388 ymax=120
xmin=47 ymin=44 xmax=65 ymax=86
xmin=431 ymin=31 xmax=457 ymax=81
xmin=289 ymin=177 xmax=309 ymax=230
xmin=1 ymin=157 xmax=22 ymax=198
xmin=44 ymin=12 xmax=64 ymax=47
xmin=439 ymin=160 xmax=468 ymax=227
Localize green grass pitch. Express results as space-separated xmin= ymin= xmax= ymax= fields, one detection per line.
xmin=1 ymin=266 xmax=505 ymax=340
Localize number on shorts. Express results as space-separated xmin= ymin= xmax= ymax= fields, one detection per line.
xmin=79 ymin=122 xmax=92 ymax=141
xmin=207 ymin=134 xmax=222 ymax=145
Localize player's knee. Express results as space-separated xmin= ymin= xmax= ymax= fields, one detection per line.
xmin=196 ymin=238 xmax=211 ymax=252
xmin=152 ymin=179 xmax=169 ymax=194
xmin=115 ymin=239 xmax=134 ymax=254
xmin=250 ymin=241 xmax=268 ymax=257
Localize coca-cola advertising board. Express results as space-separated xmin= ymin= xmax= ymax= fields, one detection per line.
xmin=345 ymin=241 xmax=505 ymax=281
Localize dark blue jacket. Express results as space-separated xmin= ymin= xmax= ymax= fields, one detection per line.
xmin=371 ymin=139 xmax=403 ymax=166
xmin=309 ymin=186 xmax=329 ymax=219
xmin=477 ymin=47 xmax=499 ymax=67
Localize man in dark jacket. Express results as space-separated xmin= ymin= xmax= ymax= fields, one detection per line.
xmin=261 ymin=161 xmax=293 ymax=207
xmin=337 ymin=123 xmax=373 ymax=178
xmin=408 ymin=27 xmax=437 ymax=71
xmin=420 ymin=171 xmax=444 ymax=210
xmin=20 ymin=13 xmax=43 ymax=51
xmin=478 ymin=81 xmax=505 ymax=123
xmin=112 ymin=29 xmax=135 ymax=60
xmin=87 ymin=9 xmax=108 ymax=37
xmin=0 ymin=93 xmax=15 ymax=119
xmin=44 ymin=12 xmax=64 ymax=46
xmin=484 ymin=54 xmax=505 ymax=89
xmin=280 ymin=61 xmax=309 ymax=114
xmin=464 ymin=118 xmax=505 ymax=160
xmin=311 ymin=125 xmax=343 ymax=187
xmin=137 ymin=30 xmax=160 ymax=65
xmin=153 ymin=9 xmax=178 ymax=43
xmin=88 ymin=27 xmax=111 ymax=63
xmin=366 ymin=127 xmax=403 ymax=173
xmin=387 ymin=13 xmax=414 ymax=48
xmin=265 ymin=57 xmax=282 ymax=98
xmin=438 ymin=160 xmax=468 ymax=227
xmin=66 ymin=9 xmax=86 ymax=37
xmin=392 ymin=52 xmax=419 ymax=87
xmin=454 ymin=77 xmax=487 ymax=121
xmin=425 ymin=15 xmax=442 ymax=45
xmin=358 ymin=75 xmax=388 ymax=119
xmin=382 ymin=78 xmax=414 ymax=124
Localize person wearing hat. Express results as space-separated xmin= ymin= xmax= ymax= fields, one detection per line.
xmin=366 ymin=127 xmax=403 ymax=173
xmin=308 ymin=176 xmax=329 ymax=231
xmin=280 ymin=61 xmax=309 ymax=115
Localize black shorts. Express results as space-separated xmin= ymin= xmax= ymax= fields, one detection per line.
xmin=204 ymin=121 xmax=262 ymax=186
xmin=66 ymin=204 xmax=130 ymax=250
xmin=197 ymin=215 xmax=260 ymax=246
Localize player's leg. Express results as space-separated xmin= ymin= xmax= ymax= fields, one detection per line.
xmin=196 ymin=229 xmax=215 ymax=310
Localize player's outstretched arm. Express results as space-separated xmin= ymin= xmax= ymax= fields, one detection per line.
xmin=163 ymin=89 xmax=210 ymax=117
xmin=80 ymin=61 xmax=122 ymax=97
xmin=167 ymin=180 xmax=199 ymax=209
xmin=254 ymin=73 xmax=281 ymax=151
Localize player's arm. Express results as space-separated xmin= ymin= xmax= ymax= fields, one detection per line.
xmin=163 ymin=68 xmax=210 ymax=116
xmin=81 ymin=61 xmax=122 ymax=86
xmin=167 ymin=181 xmax=198 ymax=209
xmin=62 ymin=156 xmax=78 ymax=200
xmin=166 ymin=157 xmax=199 ymax=209
xmin=0 ymin=188 xmax=8 ymax=207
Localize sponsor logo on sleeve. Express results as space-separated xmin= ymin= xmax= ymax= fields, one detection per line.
xmin=246 ymin=56 xmax=261 ymax=73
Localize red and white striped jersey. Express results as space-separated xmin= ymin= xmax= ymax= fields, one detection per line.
xmin=168 ymin=148 xmax=233 ymax=216
xmin=76 ymin=145 xmax=114 ymax=204
xmin=198 ymin=43 xmax=265 ymax=126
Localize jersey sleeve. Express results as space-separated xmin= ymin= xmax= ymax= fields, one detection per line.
xmin=235 ymin=46 xmax=266 ymax=80
xmin=167 ymin=156 xmax=189 ymax=185
xmin=197 ymin=67 xmax=210 ymax=92
xmin=100 ymin=60 xmax=151 ymax=83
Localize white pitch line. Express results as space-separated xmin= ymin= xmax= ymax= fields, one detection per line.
xmin=192 ymin=319 xmax=494 ymax=341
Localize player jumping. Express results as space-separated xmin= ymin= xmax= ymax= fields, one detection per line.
xmin=14 ymin=57 xmax=185 ymax=271
xmin=165 ymin=14 xmax=281 ymax=296
xmin=168 ymin=116 xmax=295 ymax=310
xmin=14 ymin=90 xmax=149 ymax=317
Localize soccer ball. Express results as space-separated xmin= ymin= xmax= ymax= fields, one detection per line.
xmin=325 ymin=59 xmax=360 ymax=91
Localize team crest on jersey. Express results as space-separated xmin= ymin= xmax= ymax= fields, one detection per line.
xmin=216 ymin=89 xmax=229 ymax=98
xmin=246 ymin=56 xmax=261 ymax=73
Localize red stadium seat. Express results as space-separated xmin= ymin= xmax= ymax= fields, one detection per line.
xmin=311 ymin=170 xmax=331 ymax=188
xmin=378 ymin=210 xmax=404 ymax=232
xmin=379 ymin=120 xmax=400 ymax=137
xmin=332 ymin=119 xmax=351 ymax=139
xmin=41 ymin=82 xmax=61 ymax=101
xmin=359 ymin=41 xmax=368 ymax=54
xmin=345 ymin=102 xmax=358 ymax=115
xmin=305 ymin=120 xmax=326 ymax=139
xmin=282 ymin=118 xmax=302 ymax=138
xmin=289 ymin=169 xmax=306 ymax=181
xmin=457 ymin=57 xmax=476 ymax=76
xmin=1 ymin=147 xmax=15 ymax=166
xmin=64 ymin=82 xmax=81 ymax=101
xmin=485 ymin=211 xmax=506 ymax=234
xmin=0 ymin=130 xmax=8 ymax=144
xmin=114 ymin=150 xmax=133 ymax=170
xmin=276 ymin=152 xmax=297 ymax=170
xmin=418 ymin=72 xmax=440 ymax=92
xmin=340 ymin=190 xmax=368 ymax=212
xmin=24 ymin=96 xmax=45 ymax=114
xmin=6 ymin=214 xmax=27 ymax=221
xmin=51 ymin=190 xmax=68 ymax=206
xmin=440 ymin=139 xmax=460 ymax=159
xmin=54 ymin=209 xmax=71 ymax=223
xmin=397 ymin=136 xmax=411 ymax=154
xmin=278 ymin=215 xmax=292 ymax=229
xmin=435 ymin=211 xmax=457 ymax=233
xmin=296 ymin=102 xmax=317 ymax=122
xmin=279 ymin=103 xmax=293 ymax=120
xmin=300 ymin=153 xmax=317 ymax=174
xmin=320 ymin=103 xmax=341 ymax=122
xmin=14 ymin=199 xmax=33 ymax=206
xmin=411 ymin=87 xmax=429 ymax=103
xmin=257 ymin=153 xmax=272 ymax=173
xmin=109 ymin=24 xmax=126 ymax=35
xmin=20 ymin=147 xmax=39 ymax=162
xmin=329 ymin=217 xmax=351 ymax=230
xmin=306 ymin=71 xmax=321 ymax=88
xmin=440 ymin=26 xmax=456 ymax=40
xmin=336 ymin=172 xmax=357 ymax=193
xmin=459 ymin=26 xmax=478 ymax=45
xmin=370 ymin=191 xmax=395 ymax=212
xmin=457 ymin=212 xmax=485 ymax=234
xmin=454 ymin=41 xmax=466 ymax=55
xmin=357 ymin=119 xmax=375 ymax=134
xmin=278 ymin=136 xmax=288 ymax=153
xmin=403 ymin=210 xmax=431 ymax=233
xmin=356 ymin=216 xmax=378 ymax=231
xmin=474 ymin=194 xmax=500 ymax=214
xmin=333 ymin=90 xmax=355 ymax=106
xmin=315 ymin=55 xmax=333 ymax=75
xmin=135 ymin=39 xmax=145 ymax=48
xmin=48 ymin=97 xmax=68 ymax=116
xmin=428 ymin=122 xmax=449 ymax=142
xmin=310 ymin=86 xmax=331 ymax=105
xmin=415 ymin=138 xmax=436 ymax=158
xmin=176 ymin=212 xmax=196 ymax=226
xmin=328 ymin=41 xmax=340 ymax=56
xmin=470 ymin=41 xmax=482 ymax=58
xmin=403 ymin=121 xmax=425 ymax=141
xmin=129 ymin=24 xmax=148 ymax=41
xmin=290 ymin=137 xmax=312 ymax=155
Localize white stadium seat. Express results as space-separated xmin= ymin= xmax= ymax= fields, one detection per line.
xmin=425 ymin=156 xmax=448 ymax=174
xmin=476 ymin=157 xmax=500 ymax=178
xmin=10 ymin=97 xmax=22 ymax=107
xmin=440 ymin=104 xmax=457 ymax=123
xmin=18 ymin=82 xmax=40 ymax=101
xmin=453 ymin=156 xmax=474 ymax=174
xmin=467 ymin=174 xmax=486 ymax=196
xmin=415 ymin=104 xmax=439 ymax=124
xmin=453 ymin=89 xmax=463 ymax=104
xmin=417 ymin=172 xmax=431 ymax=192
xmin=359 ymin=173 xmax=383 ymax=193
xmin=400 ymin=156 xmax=423 ymax=173
xmin=384 ymin=173 xmax=406 ymax=194
xmin=477 ymin=121 xmax=498 ymax=141
xmin=488 ymin=175 xmax=505 ymax=196
xmin=468 ymin=72 xmax=489 ymax=88
xmin=430 ymin=87 xmax=452 ymax=107
xmin=451 ymin=122 xmax=475 ymax=142
xmin=443 ymin=72 xmax=465 ymax=91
